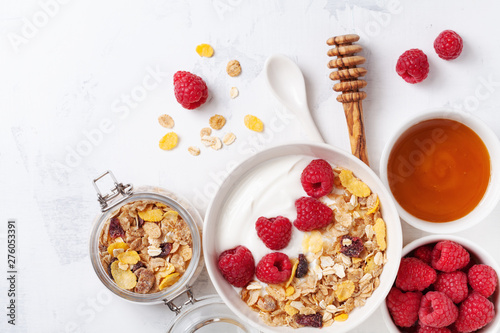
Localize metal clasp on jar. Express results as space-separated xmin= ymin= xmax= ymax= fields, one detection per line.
xmin=165 ymin=288 xmax=195 ymax=314
xmin=93 ymin=170 xmax=133 ymax=212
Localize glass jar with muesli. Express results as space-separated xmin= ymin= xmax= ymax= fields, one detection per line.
xmin=89 ymin=171 xmax=204 ymax=304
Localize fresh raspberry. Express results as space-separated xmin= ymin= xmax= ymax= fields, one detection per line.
xmin=431 ymin=241 xmax=470 ymax=273
xmin=434 ymin=30 xmax=463 ymax=60
xmin=255 ymin=216 xmax=292 ymax=250
xmin=255 ymin=252 xmax=292 ymax=284
xmin=396 ymin=257 xmax=437 ymax=292
xmin=340 ymin=235 xmax=364 ymax=257
xmin=300 ymin=159 xmax=334 ymax=198
xmin=419 ymin=291 xmax=458 ymax=328
xmin=414 ymin=245 xmax=434 ymax=265
xmin=417 ymin=325 xmax=452 ymax=333
xmin=455 ymin=292 xmax=495 ymax=333
xmin=295 ymin=313 xmax=322 ymax=328
xmin=433 ymin=271 xmax=468 ymax=304
xmin=396 ymin=49 xmax=430 ymax=84
xmin=467 ymin=264 xmax=498 ymax=298
xmin=293 ymin=197 xmax=333 ymax=232
xmin=217 ymin=245 xmax=255 ymax=287
xmin=386 ymin=287 xmax=422 ymax=327
xmin=173 ymin=71 xmax=208 ymax=109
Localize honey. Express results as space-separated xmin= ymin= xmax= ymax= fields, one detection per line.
xmin=387 ymin=118 xmax=490 ymax=222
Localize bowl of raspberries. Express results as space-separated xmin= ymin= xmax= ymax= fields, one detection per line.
xmin=382 ymin=234 xmax=500 ymax=333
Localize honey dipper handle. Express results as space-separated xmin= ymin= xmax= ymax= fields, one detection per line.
xmin=342 ymin=101 xmax=370 ymax=166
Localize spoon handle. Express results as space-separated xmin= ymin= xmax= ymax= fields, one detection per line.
xmin=342 ymin=101 xmax=369 ymax=165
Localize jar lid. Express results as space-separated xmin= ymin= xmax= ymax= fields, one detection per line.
xmin=167 ymin=292 xmax=259 ymax=333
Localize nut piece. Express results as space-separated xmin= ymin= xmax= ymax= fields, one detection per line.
xmin=222 ymin=132 xmax=236 ymax=146
xmin=200 ymin=127 xmax=212 ymax=137
xmin=188 ymin=146 xmax=200 ymax=156
xmin=226 ymin=60 xmax=241 ymax=77
xmin=158 ymin=114 xmax=174 ymax=128
xmin=209 ymin=114 xmax=226 ymax=130
xmin=230 ymin=87 xmax=239 ymax=99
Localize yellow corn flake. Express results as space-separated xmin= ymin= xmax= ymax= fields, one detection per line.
xmin=334 ymin=313 xmax=349 ymax=322
xmin=138 ymin=208 xmax=164 ymax=222
xmin=352 ymin=257 xmax=363 ymax=265
xmin=244 ymin=115 xmax=264 ymax=132
xmin=374 ymin=218 xmax=387 ymax=251
xmin=110 ymin=261 xmax=137 ymax=290
xmin=159 ymin=132 xmax=178 ymax=150
xmin=285 ymin=286 xmax=295 ymax=297
xmin=158 ymin=263 xmax=176 ymax=278
xmin=285 ymin=303 xmax=299 ymax=316
xmin=163 ymin=210 xmax=179 ymax=222
xmin=107 ymin=241 xmax=129 ymax=256
xmin=364 ymin=256 xmax=376 ymax=274
xmin=339 ymin=170 xmax=371 ymax=197
xmin=366 ymin=196 xmax=380 ymax=214
xmin=209 ymin=114 xmax=226 ymax=130
xmin=286 ymin=259 xmax=299 ymax=287
xmin=335 ymin=280 xmax=355 ymax=302
xmin=195 ymin=43 xmax=214 ymax=57
xmin=117 ymin=250 xmax=141 ymax=265
xmin=159 ymin=273 xmax=180 ymax=290
xmin=302 ymin=231 xmax=323 ymax=254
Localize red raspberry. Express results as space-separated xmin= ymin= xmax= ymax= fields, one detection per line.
xmin=293 ymin=197 xmax=333 ymax=232
xmin=419 ymin=291 xmax=458 ymax=328
xmin=386 ymin=287 xmax=422 ymax=327
xmin=431 ymin=241 xmax=470 ymax=273
xmin=417 ymin=325 xmax=451 ymax=333
xmin=396 ymin=257 xmax=437 ymax=292
xmin=467 ymin=264 xmax=498 ymax=298
xmin=300 ymin=159 xmax=334 ymax=198
xmin=434 ymin=30 xmax=463 ymax=60
xmin=255 ymin=216 xmax=292 ymax=250
xmin=414 ymin=245 xmax=434 ymax=265
xmin=396 ymin=49 xmax=430 ymax=84
xmin=455 ymin=292 xmax=495 ymax=332
xmin=255 ymin=252 xmax=292 ymax=284
xmin=173 ymin=71 xmax=208 ymax=109
xmin=433 ymin=271 xmax=468 ymax=304
xmin=217 ymin=245 xmax=255 ymax=287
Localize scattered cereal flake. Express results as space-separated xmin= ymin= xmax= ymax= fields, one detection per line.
xmin=339 ymin=170 xmax=371 ymax=197
xmin=285 ymin=286 xmax=295 ymax=297
xmin=334 ymin=313 xmax=349 ymax=322
xmin=209 ymin=114 xmax=226 ymax=130
xmin=325 ymin=305 xmax=338 ymax=313
xmin=117 ymin=250 xmax=141 ymax=265
xmin=286 ymin=259 xmax=299 ymax=287
xmin=374 ymin=252 xmax=384 ymax=266
xmin=222 ymin=132 xmax=236 ymax=145
xmin=364 ymin=256 xmax=377 ymax=274
xmin=302 ymin=231 xmax=323 ymax=253
xmin=158 ymin=114 xmax=174 ymax=128
xmin=195 ymin=43 xmax=214 ymax=57
xmin=285 ymin=303 xmax=299 ymax=316
xmin=244 ymin=115 xmax=264 ymax=132
xmin=366 ymin=194 xmax=379 ymax=214
xmin=201 ymin=135 xmax=216 ymax=147
xmin=333 ymin=263 xmax=346 ymax=278
xmin=247 ymin=281 xmax=262 ymax=290
xmin=159 ymin=132 xmax=178 ymax=150
xmin=188 ymin=146 xmax=200 ymax=156
xmin=200 ymin=127 xmax=212 ymax=137
xmin=138 ymin=209 xmax=164 ymax=222
xmin=143 ymin=222 xmax=162 ymax=239
xmin=226 ymin=60 xmax=241 ymax=77
xmin=335 ymin=280 xmax=355 ymax=302
xmin=107 ymin=241 xmax=129 ymax=256
xmin=374 ymin=218 xmax=386 ymax=251
xmin=110 ymin=261 xmax=137 ymax=290
xmin=211 ymin=137 xmax=222 ymax=150
xmin=290 ymin=301 xmax=304 ymax=310
xmin=147 ymin=246 xmax=162 ymax=257
xmin=158 ymin=273 xmax=180 ymax=290
xmin=230 ymin=87 xmax=239 ymax=99
xmin=163 ymin=210 xmax=179 ymax=222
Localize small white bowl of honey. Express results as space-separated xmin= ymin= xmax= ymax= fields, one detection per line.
xmin=380 ymin=109 xmax=500 ymax=233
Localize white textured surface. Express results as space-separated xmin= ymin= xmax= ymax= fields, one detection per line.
xmin=1 ymin=1 xmax=500 ymax=332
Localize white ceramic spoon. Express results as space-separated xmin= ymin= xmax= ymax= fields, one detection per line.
xmin=264 ymin=54 xmax=325 ymax=143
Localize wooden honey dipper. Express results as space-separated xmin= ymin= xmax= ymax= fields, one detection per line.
xmin=327 ymin=34 xmax=369 ymax=166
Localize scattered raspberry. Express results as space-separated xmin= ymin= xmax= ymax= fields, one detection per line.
xmin=396 ymin=49 xmax=429 ymax=84
xmin=293 ymin=197 xmax=333 ymax=232
xmin=295 ymin=313 xmax=322 ymax=328
xmin=431 ymin=241 xmax=470 ymax=273
xmin=455 ymin=292 xmax=495 ymax=333
xmin=468 ymin=264 xmax=498 ymax=298
xmin=414 ymin=245 xmax=434 ymax=265
xmin=340 ymin=235 xmax=364 ymax=257
xmin=434 ymin=271 xmax=468 ymax=304
xmin=255 ymin=216 xmax=292 ymax=250
xmin=300 ymin=159 xmax=334 ymax=198
xmin=173 ymin=71 xmax=208 ymax=110
xmin=109 ymin=217 xmax=125 ymax=239
xmin=295 ymin=254 xmax=308 ymax=278
xmin=386 ymin=287 xmax=422 ymax=327
xmin=419 ymin=291 xmax=458 ymax=328
xmin=417 ymin=325 xmax=452 ymax=333
xmin=217 ymin=245 xmax=255 ymax=287
xmin=255 ymin=252 xmax=292 ymax=284
xmin=396 ymin=257 xmax=437 ymax=292
xmin=434 ymin=30 xmax=463 ymax=60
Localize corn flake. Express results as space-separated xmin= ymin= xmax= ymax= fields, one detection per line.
xmin=138 ymin=209 xmax=164 ymax=222
xmin=286 ymin=259 xmax=299 ymax=287
xmin=209 ymin=114 xmax=226 ymax=130
xmin=107 ymin=241 xmax=129 ymax=256
xmin=374 ymin=218 xmax=387 ymax=251
xmin=159 ymin=132 xmax=178 ymax=150
xmin=335 ymin=280 xmax=355 ymax=302
xmin=159 ymin=273 xmax=180 ymax=290
xmin=117 ymin=250 xmax=140 ymax=265
xmin=195 ymin=43 xmax=214 ymax=57
xmin=110 ymin=261 xmax=137 ymax=290
xmin=226 ymin=60 xmax=241 ymax=77
xmin=244 ymin=115 xmax=264 ymax=132
xmin=339 ymin=170 xmax=371 ymax=197
xmin=334 ymin=313 xmax=349 ymax=322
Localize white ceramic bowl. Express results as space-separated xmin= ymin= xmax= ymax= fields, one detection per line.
xmin=204 ymin=142 xmax=403 ymax=333
xmin=381 ymin=234 xmax=500 ymax=333
xmin=380 ymin=109 xmax=500 ymax=233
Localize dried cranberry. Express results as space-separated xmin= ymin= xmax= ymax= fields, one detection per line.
xmin=137 ymin=215 xmax=145 ymax=228
xmin=109 ymin=217 xmax=125 ymax=239
xmin=131 ymin=261 xmax=146 ymax=272
xmin=295 ymin=313 xmax=322 ymax=328
xmin=295 ymin=254 xmax=308 ymax=278
xmin=154 ymin=243 xmax=172 ymax=258
xmin=340 ymin=235 xmax=364 ymax=257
